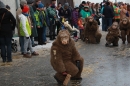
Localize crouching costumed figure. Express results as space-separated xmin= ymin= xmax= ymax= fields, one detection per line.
xmin=50 ymin=30 xmax=84 ymax=85
xmin=105 ymin=22 xmax=120 ymax=47
xmin=84 ymin=16 xmax=102 ymax=44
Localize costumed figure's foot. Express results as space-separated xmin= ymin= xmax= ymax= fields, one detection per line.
xmin=113 ymin=44 xmax=118 ymax=47
xmin=54 ymin=75 xmax=63 ymax=85
xmin=105 ymin=43 xmax=109 ymax=47
xmin=123 ymin=41 xmax=125 ymax=44
xmin=71 ymin=77 xmax=82 ymax=80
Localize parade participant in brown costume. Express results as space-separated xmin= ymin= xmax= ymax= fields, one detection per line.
xmin=50 ymin=30 xmax=84 ymax=85
xmin=119 ymin=17 xmax=130 ymax=44
xmin=105 ymin=22 xmax=121 ymax=47
xmin=84 ymin=16 xmax=102 ymax=44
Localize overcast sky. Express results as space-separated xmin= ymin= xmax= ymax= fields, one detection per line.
xmin=81 ymin=0 xmax=126 ymax=3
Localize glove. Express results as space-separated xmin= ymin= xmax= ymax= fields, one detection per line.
xmin=26 ymin=37 xmax=29 ymax=39
xmin=76 ymin=60 xmax=80 ymax=70
xmin=62 ymin=72 xmax=67 ymax=76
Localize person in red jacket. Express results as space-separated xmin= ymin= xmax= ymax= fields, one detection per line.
xmin=78 ymin=15 xmax=84 ymax=38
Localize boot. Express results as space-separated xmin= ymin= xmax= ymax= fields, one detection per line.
xmin=23 ymin=54 xmax=32 ymax=58
xmin=54 ymin=75 xmax=63 ymax=85
xmin=105 ymin=43 xmax=109 ymax=47
xmin=50 ymin=35 xmax=53 ymax=40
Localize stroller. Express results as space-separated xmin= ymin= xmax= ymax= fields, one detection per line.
xmin=11 ymin=39 xmax=17 ymax=53
xmin=0 ymin=39 xmax=17 ymax=55
xmin=61 ymin=20 xmax=80 ymax=42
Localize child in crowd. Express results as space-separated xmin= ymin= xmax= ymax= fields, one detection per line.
xmin=19 ymin=5 xmax=39 ymax=58
xmin=34 ymin=3 xmax=47 ymax=45
xmin=78 ymin=15 xmax=85 ymax=38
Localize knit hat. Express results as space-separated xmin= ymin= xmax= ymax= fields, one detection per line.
xmin=82 ymin=1 xmax=86 ymax=4
xmin=38 ymin=3 xmax=44 ymax=8
xmin=64 ymin=3 xmax=69 ymax=6
xmin=0 ymin=1 xmax=6 ymax=8
xmin=22 ymin=5 xmax=29 ymax=13
xmin=20 ymin=0 xmax=27 ymax=6
xmin=84 ymin=6 xmax=89 ymax=8
xmin=6 ymin=5 xmax=10 ymax=10
xmin=51 ymin=5 xmax=56 ymax=8
xmin=74 ymin=5 xmax=79 ymax=9
xmin=16 ymin=8 xmax=22 ymax=15
xmin=106 ymin=2 xmax=110 ymax=6
xmin=27 ymin=0 xmax=34 ymax=4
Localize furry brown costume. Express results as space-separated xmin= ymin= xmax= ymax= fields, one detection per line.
xmin=84 ymin=16 xmax=102 ymax=44
xmin=50 ymin=30 xmax=84 ymax=84
xmin=119 ymin=17 xmax=130 ymax=44
xmin=106 ymin=22 xmax=120 ymax=47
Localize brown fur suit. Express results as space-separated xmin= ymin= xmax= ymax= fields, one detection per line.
xmin=106 ymin=23 xmax=120 ymax=46
xmin=50 ymin=30 xmax=84 ymax=83
xmin=119 ymin=17 xmax=130 ymax=43
xmin=84 ymin=17 xmax=102 ymax=44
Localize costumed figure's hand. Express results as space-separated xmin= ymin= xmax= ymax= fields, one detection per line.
xmin=26 ymin=37 xmax=29 ymax=39
xmin=62 ymin=72 xmax=68 ymax=76
xmin=37 ymin=26 xmax=40 ymax=28
xmin=118 ymin=35 xmax=122 ymax=39
xmin=76 ymin=60 xmax=80 ymax=70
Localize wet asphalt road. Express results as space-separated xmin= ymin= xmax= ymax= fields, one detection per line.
xmin=0 ymin=31 xmax=130 ymax=86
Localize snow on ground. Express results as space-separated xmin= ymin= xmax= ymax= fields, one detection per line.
xmin=13 ymin=37 xmax=53 ymax=52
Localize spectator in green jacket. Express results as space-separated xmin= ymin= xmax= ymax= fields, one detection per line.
xmin=34 ymin=3 xmax=47 ymax=45
xmin=47 ymin=2 xmax=57 ymax=40
xmin=80 ymin=6 xmax=91 ymax=19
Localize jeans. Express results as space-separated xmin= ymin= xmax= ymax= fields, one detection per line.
xmin=31 ymin=37 xmax=34 ymax=45
xmin=42 ymin=26 xmax=47 ymax=43
xmin=102 ymin=17 xmax=105 ymax=31
xmin=0 ymin=37 xmax=12 ymax=62
xmin=37 ymin=27 xmax=43 ymax=44
xmin=19 ymin=36 xmax=24 ymax=53
xmin=24 ymin=37 xmax=34 ymax=54
xmin=73 ymin=24 xmax=78 ymax=37
xmin=104 ymin=18 xmax=112 ymax=31
xmin=49 ymin=20 xmax=56 ymax=39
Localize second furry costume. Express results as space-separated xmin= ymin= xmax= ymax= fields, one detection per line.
xmin=106 ymin=22 xmax=120 ymax=47
xmin=84 ymin=16 xmax=102 ymax=44
xmin=119 ymin=17 xmax=130 ymax=44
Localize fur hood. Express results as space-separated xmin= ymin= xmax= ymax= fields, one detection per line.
xmin=52 ymin=36 xmax=75 ymax=50
xmin=52 ymin=30 xmax=75 ymax=50
xmin=120 ymin=18 xmax=130 ymax=30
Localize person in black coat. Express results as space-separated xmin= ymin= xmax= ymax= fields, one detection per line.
xmin=0 ymin=1 xmax=16 ymax=63
xmin=103 ymin=2 xmax=114 ymax=31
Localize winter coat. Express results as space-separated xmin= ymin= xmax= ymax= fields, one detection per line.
xmin=58 ymin=7 xmax=64 ymax=17
xmin=80 ymin=8 xmax=91 ymax=18
xmin=19 ymin=14 xmax=31 ymax=37
xmin=78 ymin=18 xmax=84 ymax=29
xmin=103 ymin=5 xmax=114 ymax=18
xmin=120 ymin=8 xmax=127 ymax=19
xmin=47 ymin=7 xmax=57 ymax=22
xmin=16 ymin=8 xmax=22 ymax=36
xmin=28 ymin=5 xmax=38 ymax=37
xmin=114 ymin=7 xmax=121 ymax=20
xmin=0 ymin=8 xmax=16 ymax=37
xmin=34 ymin=10 xmax=47 ymax=27
xmin=72 ymin=10 xmax=79 ymax=25
xmin=79 ymin=4 xmax=84 ymax=12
